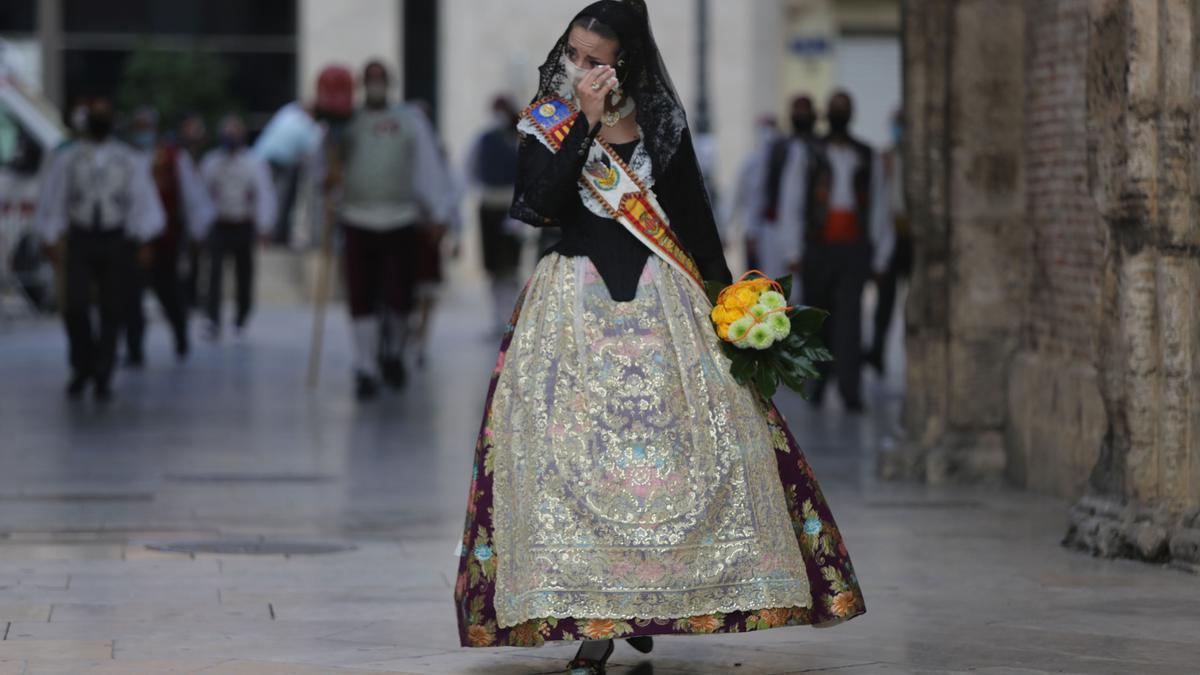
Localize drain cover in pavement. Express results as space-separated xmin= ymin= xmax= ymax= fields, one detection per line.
xmin=146 ymin=540 xmax=356 ymax=555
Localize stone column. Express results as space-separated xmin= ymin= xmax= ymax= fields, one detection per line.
xmin=886 ymin=0 xmax=1025 ymax=483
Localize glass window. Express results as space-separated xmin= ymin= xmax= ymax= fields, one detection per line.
xmin=0 ymin=0 xmax=36 ymax=34
xmin=63 ymin=0 xmax=295 ymax=36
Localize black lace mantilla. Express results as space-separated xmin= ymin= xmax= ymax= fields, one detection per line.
xmin=530 ymin=0 xmax=688 ymax=179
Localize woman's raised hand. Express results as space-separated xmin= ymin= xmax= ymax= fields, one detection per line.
xmin=575 ymin=65 xmax=618 ymax=130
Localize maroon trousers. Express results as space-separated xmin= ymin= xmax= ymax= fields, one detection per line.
xmin=341 ymin=223 xmax=420 ymax=318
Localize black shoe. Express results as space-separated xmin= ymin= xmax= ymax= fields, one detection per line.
xmin=93 ymin=382 xmax=115 ymax=404
xmin=175 ymin=336 xmax=190 ymax=361
xmin=355 ymin=373 xmax=380 ymax=401
xmin=125 ymin=352 xmax=144 ymax=368
xmin=567 ymin=639 xmax=614 ymax=674
xmin=625 ymin=635 xmax=654 ymax=654
xmin=204 ymin=322 xmax=220 ymax=342
xmin=66 ymin=375 xmax=89 ymax=400
xmin=844 ymin=398 xmax=866 ymax=414
xmin=381 ymin=358 xmax=407 ymax=389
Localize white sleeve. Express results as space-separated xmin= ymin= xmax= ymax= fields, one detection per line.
xmin=869 ymin=150 xmax=895 ymax=274
xmin=409 ymin=110 xmax=454 ymax=224
xmin=33 ymin=147 xmax=71 ymax=244
xmin=776 ymin=141 xmax=808 ymax=266
xmin=252 ymin=157 xmax=278 ymax=236
xmin=176 ymin=153 xmax=216 ymax=240
xmin=127 ymin=153 xmax=166 ymax=242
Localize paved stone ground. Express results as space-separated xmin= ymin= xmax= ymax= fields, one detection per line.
xmin=0 ymin=279 xmax=1197 ymax=674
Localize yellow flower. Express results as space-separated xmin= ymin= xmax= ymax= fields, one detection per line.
xmin=717 ymin=323 xmax=730 ymax=340
xmin=734 ymin=286 xmax=759 ymax=309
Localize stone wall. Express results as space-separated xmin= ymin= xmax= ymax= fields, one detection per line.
xmin=895 ymin=0 xmax=1200 ymax=568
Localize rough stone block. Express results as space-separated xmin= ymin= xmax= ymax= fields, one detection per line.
xmin=1168 ymin=529 xmax=1200 ymax=564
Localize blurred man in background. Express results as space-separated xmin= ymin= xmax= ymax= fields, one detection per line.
xmin=199 ymin=114 xmax=276 ymax=340
xmin=797 ymin=91 xmax=893 ymax=412
xmin=123 ymin=106 xmax=215 ymax=364
xmin=723 ymin=115 xmax=780 ymax=277
xmin=34 ymin=98 xmax=165 ymax=402
xmin=254 ymin=95 xmax=323 ymax=247
xmin=465 ymin=95 xmax=522 ymax=337
xmin=328 ymin=60 xmax=452 ymax=400
xmin=177 ymin=112 xmax=210 ymax=312
xmin=865 ymin=109 xmax=911 ymax=376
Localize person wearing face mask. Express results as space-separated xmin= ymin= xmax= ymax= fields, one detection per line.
xmin=199 ymin=114 xmax=277 ymax=340
xmin=328 ymin=60 xmax=454 ymax=400
xmin=34 ymin=97 xmax=166 ymax=402
xmin=121 ymin=106 xmax=216 ymax=365
xmin=794 ymin=90 xmax=894 ymax=413
xmin=465 ymin=95 xmax=524 ymax=336
xmin=762 ymin=95 xmax=833 ymax=288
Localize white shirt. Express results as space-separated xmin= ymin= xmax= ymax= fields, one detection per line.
xmin=140 ymin=146 xmax=217 ymax=240
xmin=779 ymin=140 xmax=895 ymax=274
xmin=200 ymin=147 xmax=277 ymax=235
xmin=253 ymin=102 xmax=322 ymax=167
xmin=724 ymin=131 xmax=780 ymax=242
xmin=34 ymin=139 xmax=165 ymax=243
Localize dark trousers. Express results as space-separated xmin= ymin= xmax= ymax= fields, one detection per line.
xmin=479 ymin=205 xmax=521 ymax=277
xmin=803 ymin=241 xmax=872 ymax=405
xmin=269 ymin=161 xmax=299 ymax=246
xmin=869 ymin=234 xmax=913 ymax=367
xmin=63 ymin=228 xmax=132 ymax=386
xmin=341 ymin=223 xmax=419 ymax=319
xmin=125 ymin=240 xmax=188 ymax=358
xmin=207 ymin=222 xmax=255 ymax=329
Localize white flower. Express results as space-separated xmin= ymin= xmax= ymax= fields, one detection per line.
xmin=759 ymin=291 xmax=787 ymax=311
xmin=745 ymin=323 xmax=776 ymax=350
xmin=764 ymin=312 xmax=792 ymax=340
xmin=748 ymin=303 xmax=769 ymax=320
xmin=728 ymin=315 xmax=754 ymax=343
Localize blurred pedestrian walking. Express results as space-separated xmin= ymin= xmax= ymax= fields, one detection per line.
xmin=465 ymin=95 xmax=523 ymax=336
xmin=865 ymin=109 xmax=911 ymax=376
xmin=176 ymin=112 xmax=210 ymax=312
xmin=327 ymin=61 xmax=452 ymax=400
xmin=723 ymin=115 xmax=779 ymax=276
xmin=33 ymin=98 xmax=165 ymax=402
xmin=793 ymin=91 xmax=894 ymax=412
xmin=123 ymin=106 xmax=215 ymax=364
xmin=254 ymin=97 xmax=323 ymax=247
xmin=199 ymin=114 xmax=276 ymax=340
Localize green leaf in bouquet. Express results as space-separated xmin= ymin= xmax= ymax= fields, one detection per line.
xmin=704 ymin=279 xmax=727 ymax=307
xmin=789 ymin=306 xmax=829 ymax=336
xmin=802 ymin=344 xmax=834 ymax=363
xmin=754 ymin=361 xmax=780 ymax=399
xmin=780 ymin=348 xmax=821 ymax=381
xmin=729 ymin=351 xmax=756 ymax=384
xmin=776 ymin=275 xmax=793 ymax=302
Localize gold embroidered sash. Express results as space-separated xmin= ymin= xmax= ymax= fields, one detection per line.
xmin=521 ymin=96 xmax=705 ymax=290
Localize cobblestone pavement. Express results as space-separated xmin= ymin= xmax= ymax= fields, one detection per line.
xmin=0 ymin=280 xmax=1197 ymax=674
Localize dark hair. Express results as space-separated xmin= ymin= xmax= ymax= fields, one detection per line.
xmin=571 ymin=16 xmax=627 ymax=67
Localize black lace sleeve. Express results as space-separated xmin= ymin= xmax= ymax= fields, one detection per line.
xmin=656 ymin=128 xmax=733 ymax=285
xmin=509 ymin=115 xmax=602 ymax=227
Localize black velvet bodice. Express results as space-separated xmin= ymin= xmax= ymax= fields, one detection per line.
xmin=509 ymin=115 xmax=732 ymax=302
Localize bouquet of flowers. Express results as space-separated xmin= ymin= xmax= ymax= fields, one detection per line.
xmin=706 ymin=271 xmax=833 ymax=399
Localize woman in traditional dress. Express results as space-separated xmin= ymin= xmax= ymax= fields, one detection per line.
xmin=454 ymin=2 xmax=866 ymax=672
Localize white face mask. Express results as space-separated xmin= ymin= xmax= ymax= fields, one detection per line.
xmin=560 ymin=55 xmax=591 ymax=98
